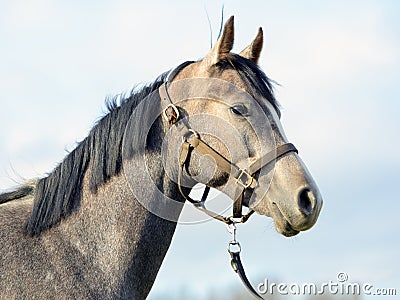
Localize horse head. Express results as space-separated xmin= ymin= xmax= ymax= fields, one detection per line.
xmin=160 ymin=16 xmax=323 ymax=237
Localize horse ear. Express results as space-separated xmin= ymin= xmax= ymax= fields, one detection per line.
xmin=202 ymin=16 xmax=235 ymax=67
xmin=239 ymin=27 xmax=263 ymax=64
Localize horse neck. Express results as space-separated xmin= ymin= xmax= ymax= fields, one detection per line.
xmin=48 ymin=155 xmax=183 ymax=297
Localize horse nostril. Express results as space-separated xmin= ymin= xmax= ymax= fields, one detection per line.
xmin=298 ymin=188 xmax=314 ymax=216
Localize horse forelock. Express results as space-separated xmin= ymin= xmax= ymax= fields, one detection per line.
xmin=216 ymin=53 xmax=281 ymax=117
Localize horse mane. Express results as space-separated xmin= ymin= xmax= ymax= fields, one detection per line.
xmin=25 ymin=73 xmax=168 ymax=236
xmin=0 ymin=181 xmax=36 ymax=205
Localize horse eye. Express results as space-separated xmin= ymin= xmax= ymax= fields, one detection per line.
xmin=230 ymin=104 xmax=248 ymax=116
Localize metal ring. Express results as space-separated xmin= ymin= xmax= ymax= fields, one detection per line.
xmin=228 ymin=241 xmax=241 ymax=254
xmin=162 ymin=103 xmax=180 ymax=122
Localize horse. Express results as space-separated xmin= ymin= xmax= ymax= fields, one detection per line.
xmin=0 ymin=16 xmax=322 ymax=299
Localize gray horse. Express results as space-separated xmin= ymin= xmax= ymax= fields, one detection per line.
xmin=0 ymin=17 xmax=322 ymax=299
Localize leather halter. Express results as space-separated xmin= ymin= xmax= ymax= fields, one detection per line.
xmin=161 ymin=62 xmax=298 ymax=224
xmin=161 ymin=62 xmax=298 ymax=299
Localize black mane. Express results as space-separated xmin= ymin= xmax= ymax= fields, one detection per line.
xmin=0 ymin=184 xmax=35 ymax=205
xmin=22 ymin=55 xmax=278 ymax=236
xmin=25 ymin=73 xmax=167 ymax=236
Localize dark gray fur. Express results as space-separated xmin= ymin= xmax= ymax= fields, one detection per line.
xmin=0 ymin=71 xmax=181 ymax=299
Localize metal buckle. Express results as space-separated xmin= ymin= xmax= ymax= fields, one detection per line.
xmin=162 ymin=103 xmax=180 ymax=123
xmin=235 ymin=169 xmax=253 ymax=188
xmin=182 ymin=129 xmax=199 ymax=143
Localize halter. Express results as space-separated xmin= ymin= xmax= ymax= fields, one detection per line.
xmin=161 ymin=61 xmax=298 ymax=299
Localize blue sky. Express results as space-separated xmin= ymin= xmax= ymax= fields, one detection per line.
xmin=1 ymin=1 xmax=399 ymax=299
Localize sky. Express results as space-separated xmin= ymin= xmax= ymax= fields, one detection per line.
xmin=1 ymin=1 xmax=399 ymax=299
